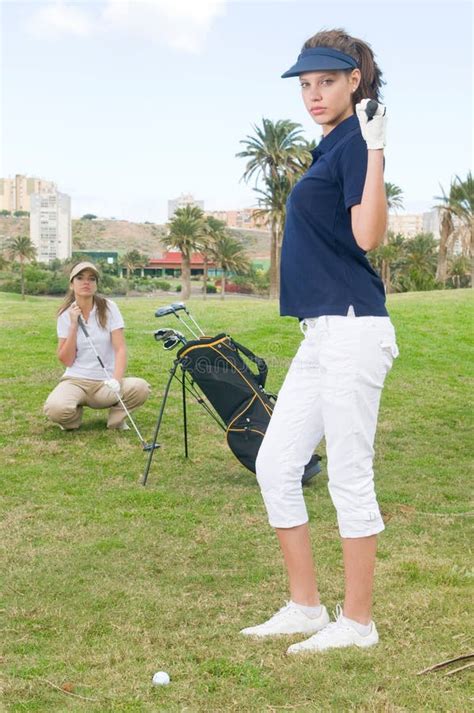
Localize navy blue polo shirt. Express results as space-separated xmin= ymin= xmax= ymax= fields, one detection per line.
xmin=280 ymin=114 xmax=388 ymax=318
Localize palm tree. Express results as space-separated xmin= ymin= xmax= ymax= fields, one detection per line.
xmin=162 ymin=205 xmax=205 ymax=300
xmin=447 ymin=254 xmax=471 ymax=288
xmin=398 ymin=233 xmax=438 ymax=292
xmin=209 ymin=233 xmax=250 ymax=300
xmin=382 ymin=184 xmax=404 ymax=292
xmin=121 ymin=249 xmax=147 ymax=296
xmin=237 ymin=118 xmax=313 ymax=298
xmin=434 ymin=172 xmax=473 ymax=287
xmin=201 ymin=216 xmax=227 ymax=299
xmin=251 ymin=173 xmax=294 ymax=298
xmin=368 ymin=231 xmax=405 ymax=294
xmin=7 ymin=236 xmax=36 ymax=300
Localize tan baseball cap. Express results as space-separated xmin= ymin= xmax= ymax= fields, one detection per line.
xmin=69 ymin=261 xmax=100 ymax=281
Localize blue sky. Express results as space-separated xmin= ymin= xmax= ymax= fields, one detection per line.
xmin=1 ymin=0 xmax=472 ymax=222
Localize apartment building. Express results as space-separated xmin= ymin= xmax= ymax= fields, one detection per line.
xmin=0 ymin=174 xmax=57 ymax=212
xmin=168 ymin=193 xmax=204 ymax=219
xmin=205 ymin=208 xmax=263 ymax=230
xmin=388 ymin=209 xmax=440 ymax=239
xmin=30 ymin=191 xmax=72 ymax=262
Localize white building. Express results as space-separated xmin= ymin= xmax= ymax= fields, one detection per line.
xmin=30 ymin=191 xmax=72 ymax=262
xmin=168 ymin=193 xmax=204 ymax=219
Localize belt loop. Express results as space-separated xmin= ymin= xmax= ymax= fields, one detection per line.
xmin=299 ymin=319 xmax=307 ymax=336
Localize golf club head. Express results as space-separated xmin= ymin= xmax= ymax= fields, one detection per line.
xmin=156 ymin=327 xmax=187 ymax=350
xmin=154 ymin=328 xmax=175 ymax=342
xmin=170 ymin=301 xmax=186 ymax=312
xmin=155 ymin=305 xmax=176 ymax=318
xmin=163 ymin=336 xmax=180 ymax=350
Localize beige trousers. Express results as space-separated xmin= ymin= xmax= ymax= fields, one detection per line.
xmin=44 ymin=377 xmax=151 ymax=429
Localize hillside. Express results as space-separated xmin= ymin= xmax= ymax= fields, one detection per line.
xmin=0 ymin=216 xmax=270 ymax=259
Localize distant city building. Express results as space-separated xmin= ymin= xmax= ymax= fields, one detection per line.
xmin=205 ymin=208 xmax=263 ymax=230
xmin=388 ymin=209 xmax=440 ymax=239
xmin=0 ymin=174 xmax=57 ymax=212
xmin=30 ymin=191 xmax=72 ymax=262
xmin=168 ymin=193 xmax=204 ymax=219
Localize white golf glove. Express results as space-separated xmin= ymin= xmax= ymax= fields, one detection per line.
xmin=104 ymin=378 xmax=121 ymax=395
xmin=355 ymin=99 xmax=387 ymax=150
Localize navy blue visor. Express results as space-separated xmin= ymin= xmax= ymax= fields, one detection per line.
xmin=281 ymin=46 xmax=358 ymax=78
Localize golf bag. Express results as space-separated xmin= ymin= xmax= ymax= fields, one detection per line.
xmin=142 ymin=331 xmax=321 ymax=485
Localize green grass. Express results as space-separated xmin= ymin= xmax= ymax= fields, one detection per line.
xmin=1 ymin=290 xmax=473 ymax=712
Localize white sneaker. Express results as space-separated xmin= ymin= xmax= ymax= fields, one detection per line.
xmin=108 ymin=421 xmax=130 ymax=431
xmin=287 ymin=604 xmax=379 ymax=654
xmin=240 ymin=602 xmax=330 ymax=638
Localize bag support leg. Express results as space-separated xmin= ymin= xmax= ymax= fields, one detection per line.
xmin=141 ymin=360 xmax=180 ymax=486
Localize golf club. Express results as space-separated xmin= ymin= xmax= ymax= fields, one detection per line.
xmin=155 ymin=303 xmax=202 ymax=339
xmin=77 ymin=316 xmax=159 ymax=452
xmin=154 ymin=328 xmax=176 ymax=343
xmin=365 ymin=99 xmax=382 ymax=121
xmin=170 ymin=302 xmax=205 ymax=336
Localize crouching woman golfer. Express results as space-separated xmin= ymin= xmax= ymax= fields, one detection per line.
xmin=241 ymin=29 xmax=399 ymax=653
xmin=44 ymin=261 xmax=150 ymax=431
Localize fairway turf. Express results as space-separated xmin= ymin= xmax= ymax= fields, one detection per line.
xmin=1 ymin=290 xmax=473 ymax=712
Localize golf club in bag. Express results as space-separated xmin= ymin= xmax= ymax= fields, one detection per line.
xmin=142 ymin=303 xmax=321 ymax=486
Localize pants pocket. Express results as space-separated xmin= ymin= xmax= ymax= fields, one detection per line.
xmin=378 ymin=337 xmax=399 ymax=377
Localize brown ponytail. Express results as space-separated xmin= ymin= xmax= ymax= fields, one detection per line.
xmin=302 ymin=28 xmax=386 ymax=108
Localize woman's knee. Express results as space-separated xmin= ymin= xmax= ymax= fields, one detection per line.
xmin=44 ymin=398 xmax=77 ymax=423
xmin=123 ymin=378 xmax=151 ymax=406
xmin=255 ymin=437 xmax=277 ymax=490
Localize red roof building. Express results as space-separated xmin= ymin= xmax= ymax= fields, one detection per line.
xmin=144 ymin=251 xmax=218 ymax=276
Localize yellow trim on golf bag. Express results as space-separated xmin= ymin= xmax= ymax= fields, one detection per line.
xmin=208 ymin=344 xmax=273 ymax=419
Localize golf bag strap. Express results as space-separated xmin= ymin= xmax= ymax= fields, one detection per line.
xmin=232 ymin=339 xmax=268 ymax=388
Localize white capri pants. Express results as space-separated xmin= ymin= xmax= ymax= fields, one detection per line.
xmin=255 ymin=310 xmax=399 ymax=538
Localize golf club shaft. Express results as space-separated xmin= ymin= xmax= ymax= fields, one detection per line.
xmin=173 ymin=311 xmax=199 ymax=339
xmin=183 ymin=309 xmax=205 ymax=336
xmin=77 ymin=317 xmax=147 ymax=445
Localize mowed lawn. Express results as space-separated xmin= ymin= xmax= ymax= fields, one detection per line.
xmin=1 ymin=290 xmax=472 ymax=712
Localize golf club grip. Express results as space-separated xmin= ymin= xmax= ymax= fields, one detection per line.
xmin=78 ymin=316 xmax=105 ymax=369
xmin=365 ymin=100 xmax=378 ymax=121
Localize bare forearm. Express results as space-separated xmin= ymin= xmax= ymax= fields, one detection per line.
xmin=352 ymin=150 xmax=387 ymax=251
xmin=113 ymin=346 xmax=127 ymax=381
xmin=57 ymin=325 xmax=78 ymax=366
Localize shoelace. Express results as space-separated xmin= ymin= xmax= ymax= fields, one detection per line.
xmin=313 ymin=603 xmax=353 ymax=640
xmin=261 ymin=601 xmax=299 ymax=626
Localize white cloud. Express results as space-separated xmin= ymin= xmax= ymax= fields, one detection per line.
xmin=26 ymin=0 xmax=228 ymax=51
xmin=27 ymin=1 xmax=96 ymax=38
xmin=102 ymin=0 xmax=227 ymax=52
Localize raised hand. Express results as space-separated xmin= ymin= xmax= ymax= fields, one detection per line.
xmin=356 ymin=99 xmax=387 ymax=150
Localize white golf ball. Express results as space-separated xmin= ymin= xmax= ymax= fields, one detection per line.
xmin=152 ymin=671 xmax=170 ymax=686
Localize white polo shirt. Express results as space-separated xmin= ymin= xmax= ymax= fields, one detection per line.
xmin=57 ymin=300 xmax=125 ymax=380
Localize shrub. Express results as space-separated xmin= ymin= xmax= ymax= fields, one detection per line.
xmin=153 ymin=279 xmax=171 ymax=291
xmin=206 ymin=284 xmax=217 ymax=294
xmin=215 ymin=278 xmax=253 ymax=294
xmin=176 ymin=284 xmax=181 ymax=292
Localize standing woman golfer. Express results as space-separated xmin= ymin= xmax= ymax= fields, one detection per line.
xmin=241 ymin=29 xmax=399 ymax=652
xmin=44 ymin=262 xmax=150 ymax=431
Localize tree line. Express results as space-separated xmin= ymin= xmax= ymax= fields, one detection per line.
xmin=236 ymin=119 xmax=473 ymax=296
xmin=1 ymin=117 xmax=472 ymax=299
